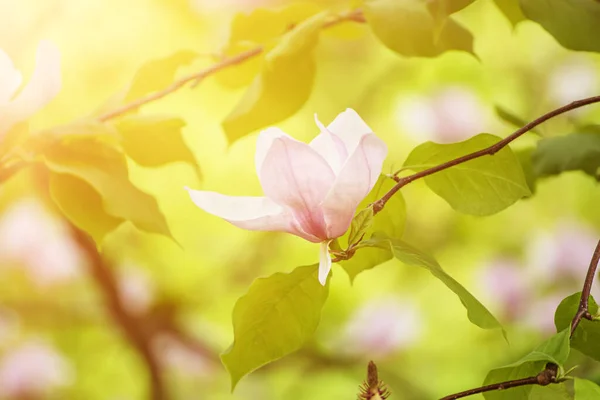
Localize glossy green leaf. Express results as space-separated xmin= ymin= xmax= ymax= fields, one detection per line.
xmin=222 ymin=264 xmax=329 ymax=390
xmin=575 ymin=378 xmax=600 ymax=398
xmin=364 ymin=0 xmax=474 ymax=58
xmin=114 ymin=115 xmax=201 ymax=179
xmin=483 ymin=329 xmax=571 ymax=400
xmin=520 ymin=0 xmax=600 ymax=52
xmin=41 ymin=136 xmax=172 ymax=242
xmin=403 ymin=133 xmax=531 ymax=215
xmin=222 ymin=12 xmax=327 ymax=143
xmin=493 ymin=0 xmax=526 ymax=26
xmin=532 ymin=133 xmax=600 ymax=180
xmin=125 ymin=50 xmax=197 ymax=101
xmin=344 ymin=236 xmax=503 ymax=332
xmin=216 ymin=3 xmax=321 ymax=88
xmin=348 ymin=207 xmax=374 ymax=247
xmin=555 ymin=292 xmax=600 ymax=362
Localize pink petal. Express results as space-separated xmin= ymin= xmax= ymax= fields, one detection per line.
xmin=0 ymin=41 xmax=61 ymax=133
xmin=258 ymin=135 xmax=336 ymax=240
xmin=185 ymin=188 xmax=319 ymax=241
xmin=255 ymin=127 xmax=289 ymax=178
xmin=310 ymin=114 xmax=348 ymax=174
xmin=0 ymin=49 xmax=22 ymax=104
xmin=318 ymin=240 xmax=332 ymax=285
xmin=322 ymin=133 xmax=387 ymax=238
xmin=326 ymin=108 xmax=374 ymax=154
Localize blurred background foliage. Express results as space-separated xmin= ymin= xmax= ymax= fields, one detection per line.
xmin=0 ymin=0 xmax=600 ymax=399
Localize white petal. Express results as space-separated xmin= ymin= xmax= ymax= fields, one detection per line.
xmin=322 ymin=133 xmax=387 ymax=238
xmin=318 ymin=240 xmax=332 ymax=285
xmin=185 ymin=188 xmax=319 ymax=241
xmin=0 ymin=41 xmax=61 ymax=133
xmin=255 ymin=127 xmax=289 ymax=177
xmin=0 ymin=48 xmax=22 ymax=105
xmin=327 ymin=108 xmax=374 ymax=154
xmin=309 ymin=114 xmax=348 ymax=174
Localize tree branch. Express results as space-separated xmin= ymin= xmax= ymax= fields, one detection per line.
xmin=439 ymin=363 xmax=559 ymax=400
xmin=70 ymin=226 xmax=169 ymax=400
xmin=97 ymin=9 xmax=365 ymax=122
xmin=373 ymin=95 xmax=600 ymax=214
xmin=571 ymin=239 xmax=600 ymax=336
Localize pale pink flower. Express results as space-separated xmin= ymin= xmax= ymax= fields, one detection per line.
xmin=0 ymin=41 xmax=61 ymax=135
xmin=478 ymin=259 xmax=530 ymax=321
xmin=186 ymin=109 xmax=387 ymax=284
xmin=117 ymin=264 xmax=155 ymax=315
xmin=341 ymin=297 xmax=422 ymax=357
xmin=0 ymin=199 xmax=84 ymax=286
xmin=153 ymin=334 xmax=212 ymax=377
xmin=396 ymin=86 xmax=486 ymax=144
xmin=0 ymin=341 xmax=74 ymax=397
xmin=549 ymin=57 xmax=598 ymax=105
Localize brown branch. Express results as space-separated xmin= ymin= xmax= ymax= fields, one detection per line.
xmin=97 ymin=9 xmax=365 ymax=122
xmin=571 ymin=239 xmax=600 ymax=336
xmin=373 ymin=95 xmax=600 ymax=214
xmin=71 ymin=226 xmax=168 ymax=400
xmin=439 ymin=363 xmax=559 ymax=400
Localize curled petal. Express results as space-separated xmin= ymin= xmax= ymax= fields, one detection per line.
xmin=318 ymin=240 xmax=332 ymax=285
xmin=185 ymin=188 xmax=319 ymax=241
xmin=0 ymin=49 xmax=22 ymax=105
xmin=310 ymin=114 xmax=348 ymax=174
xmin=327 ymin=108 xmax=374 ymax=154
xmin=254 ymin=127 xmax=290 ymax=178
xmin=322 ymin=134 xmax=388 ymax=238
xmin=259 ymin=135 xmax=335 ymax=239
xmin=0 ymin=41 xmax=61 ymax=134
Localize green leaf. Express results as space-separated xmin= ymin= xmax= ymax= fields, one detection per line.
xmin=348 ymin=207 xmax=374 ymax=247
xmin=520 ymin=0 xmax=600 ymax=52
xmin=483 ymin=329 xmax=571 ymax=400
xmin=555 ymin=292 xmax=600 ymax=362
xmin=403 ymin=133 xmax=531 ymax=215
xmin=364 ymin=0 xmax=474 ymax=58
xmin=345 ymin=236 xmax=503 ymax=332
xmin=575 ymin=378 xmax=600 ymax=398
xmin=125 ymin=50 xmax=197 ymax=102
xmin=221 ymin=264 xmax=328 ymax=390
xmin=113 ymin=115 xmax=201 ymax=179
xmin=515 ymin=147 xmax=537 ymax=195
xmin=222 ymin=12 xmax=327 ymax=143
xmin=532 ymin=133 xmax=600 ymax=180
xmin=494 ymin=105 xmax=538 ymax=135
xmin=493 ymin=0 xmax=526 ymax=26
xmin=216 ymin=3 xmax=321 ymax=88
xmin=42 ymin=136 xmax=172 ymax=242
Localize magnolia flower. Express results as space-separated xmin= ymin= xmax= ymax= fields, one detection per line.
xmin=0 ymin=40 xmax=61 ymax=135
xmin=186 ymin=109 xmax=387 ymax=284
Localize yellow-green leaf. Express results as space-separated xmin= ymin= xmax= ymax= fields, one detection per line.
xmin=216 ymin=3 xmax=321 ymax=88
xmin=222 ymin=264 xmax=328 ymax=390
xmin=575 ymin=378 xmax=600 ymax=398
xmin=114 ymin=115 xmax=201 ymax=179
xmin=41 ymin=136 xmax=172 ymax=241
xmin=222 ymin=12 xmax=328 ymax=143
xmin=364 ymin=0 xmax=474 ymax=58
xmin=348 ymin=207 xmax=374 ymax=247
xmin=125 ymin=50 xmax=198 ymax=102
xmin=49 ymin=173 xmax=123 ymax=243
xmin=403 ymin=133 xmax=531 ymax=216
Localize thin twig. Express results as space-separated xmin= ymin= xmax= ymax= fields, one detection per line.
xmin=373 ymin=95 xmax=600 ymax=214
xmin=439 ymin=363 xmax=558 ymax=400
xmin=97 ymin=9 xmax=365 ymax=122
xmin=71 ymin=227 xmax=168 ymax=400
xmin=571 ymin=239 xmax=600 ymax=336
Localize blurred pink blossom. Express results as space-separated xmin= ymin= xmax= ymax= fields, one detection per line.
xmin=187 ymin=109 xmax=387 ymax=284
xmin=396 ymin=86 xmax=486 ymax=144
xmin=341 ymin=297 xmax=422 ymax=357
xmin=527 ymin=221 xmax=599 ymax=283
xmin=0 ymin=41 xmax=61 ymax=135
xmin=153 ymin=334 xmax=211 ymax=377
xmin=0 ymin=341 xmax=74 ymax=398
xmin=0 ymin=199 xmax=85 ymax=286
xmin=525 ymin=294 xmax=568 ymax=334
xmin=478 ymin=259 xmax=530 ymax=321
xmin=117 ymin=264 xmax=155 ymax=315
xmin=548 ymin=57 xmax=598 ymax=105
